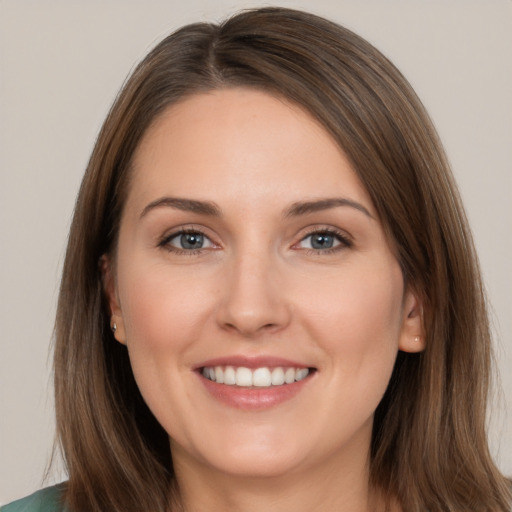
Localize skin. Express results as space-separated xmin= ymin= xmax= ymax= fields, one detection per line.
xmin=104 ymin=88 xmax=424 ymax=512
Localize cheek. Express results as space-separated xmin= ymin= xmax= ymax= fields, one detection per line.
xmin=302 ymin=261 xmax=404 ymax=371
xmin=301 ymin=263 xmax=405 ymax=440
xmin=119 ymin=262 xmax=214 ymax=353
xmin=115 ymin=261 xmax=217 ymax=432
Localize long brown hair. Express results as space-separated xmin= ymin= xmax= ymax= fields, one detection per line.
xmin=54 ymin=7 xmax=511 ymax=511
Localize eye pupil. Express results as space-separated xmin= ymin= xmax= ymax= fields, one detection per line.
xmin=311 ymin=233 xmax=334 ymax=249
xmin=180 ymin=233 xmax=204 ymax=250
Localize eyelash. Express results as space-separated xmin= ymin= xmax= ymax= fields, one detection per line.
xmin=158 ymin=227 xmax=353 ymax=256
xmin=158 ymin=228 xmax=214 ymax=255
xmin=297 ymin=227 xmax=353 ymax=255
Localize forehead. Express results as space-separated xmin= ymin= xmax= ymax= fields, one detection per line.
xmin=127 ymin=87 xmax=374 ymax=216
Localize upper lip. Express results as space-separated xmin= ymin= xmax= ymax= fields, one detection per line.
xmin=194 ymin=355 xmax=314 ymax=370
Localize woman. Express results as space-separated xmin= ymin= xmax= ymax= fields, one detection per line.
xmin=4 ymin=6 xmax=510 ymax=512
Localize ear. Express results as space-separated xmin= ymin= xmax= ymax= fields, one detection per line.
xmin=99 ymin=254 xmax=127 ymax=345
xmin=398 ymin=288 xmax=426 ymax=353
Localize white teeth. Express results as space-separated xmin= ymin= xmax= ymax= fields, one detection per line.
xmin=271 ymin=367 xmax=285 ymax=385
xmin=235 ymin=367 xmax=253 ymax=387
xmin=215 ymin=366 xmax=224 ymax=384
xmin=253 ymin=368 xmax=272 ymax=387
xmin=284 ymin=367 xmax=296 ymax=384
xmin=295 ymin=368 xmax=309 ymax=381
xmin=202 ymin=365 xmax=311 ymax=387
xmin=224 ymin=366 xmax=236 ymax=385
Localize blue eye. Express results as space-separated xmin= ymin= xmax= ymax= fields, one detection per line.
xmin=298 ymin=230 xmax=351 ymax=252
xmin=175 ymin=232 xmax=204 ymax=250
xmin=309 ymin=233 xmax=337 ymax=249
xmin=162 ymin=230 xmax=215 ymax=252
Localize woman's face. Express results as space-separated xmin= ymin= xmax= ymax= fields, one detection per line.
xmin=106 ymin=88 xmax=423 ymax=480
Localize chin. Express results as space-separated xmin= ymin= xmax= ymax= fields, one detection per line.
xmin=187 ymin=430 xmax=310 ymax=479
xmin=210 ymin=451 xmax=304 ymax=479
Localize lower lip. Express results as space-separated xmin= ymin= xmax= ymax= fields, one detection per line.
xmin=198 ymin=372 xmax=313 ymax=410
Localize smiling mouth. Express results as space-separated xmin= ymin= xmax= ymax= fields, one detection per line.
xmin=201 ymin=366 xmax=315 ymax=388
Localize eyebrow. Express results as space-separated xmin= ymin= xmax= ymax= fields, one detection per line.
xmin=285 ymin=198 xmax=373 ymax=219
xmin=139 ymin=196 xmax=373 ymax=220
xmin=140 ymin=197 xmax=222 ymax=218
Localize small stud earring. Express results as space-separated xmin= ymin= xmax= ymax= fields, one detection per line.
xmin=111 ymin=322 xmax=117 ymax=334
xmin=414 ymin=336 xmax=420 ymax=343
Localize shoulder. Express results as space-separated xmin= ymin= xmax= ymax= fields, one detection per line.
xmin=1 ymin=484 xmax=68 ymax=512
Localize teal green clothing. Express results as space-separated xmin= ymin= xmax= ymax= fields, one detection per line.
xmin=2 ymin=485 xmax=67 ymax=512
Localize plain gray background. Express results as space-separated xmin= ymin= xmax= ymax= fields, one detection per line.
xmin=1 ymin=0 xmax=511 ymax=505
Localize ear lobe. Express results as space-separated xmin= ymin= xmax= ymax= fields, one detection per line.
xmin=99 ymin=254 xmax=127 ymax=345
xmin=398 ymin=288 xmax=426 ymax=353
xmin=109 ymin=313 xmax=127 ymax=345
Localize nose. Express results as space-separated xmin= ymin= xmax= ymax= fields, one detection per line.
xmin=215 ymin=249 xmax=291 ymax=338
